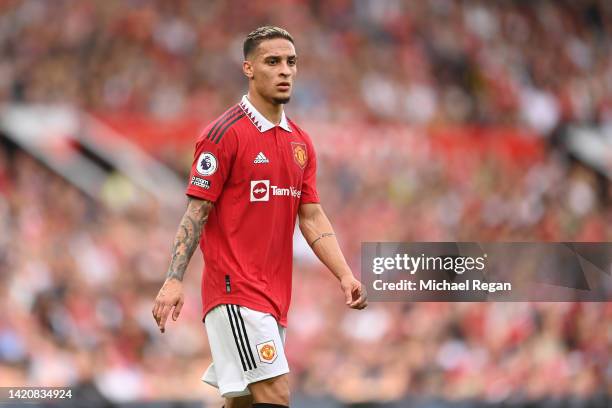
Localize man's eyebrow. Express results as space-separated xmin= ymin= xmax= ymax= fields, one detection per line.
xmin=263 ymin=54 xmax=297 ymax=59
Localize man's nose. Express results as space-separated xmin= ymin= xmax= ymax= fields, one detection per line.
xmin=279 ymin=62 xmax=292 ymax=77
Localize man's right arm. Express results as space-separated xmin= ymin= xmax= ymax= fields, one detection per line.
xmin=166 ymin=197 xmax=213 ymax=281
xmin=152 ymin=197 xmax=213 ymax=333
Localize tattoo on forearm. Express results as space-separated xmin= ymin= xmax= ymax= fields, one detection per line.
xmin=309 ymin=232 xmax=335 ymax=247
xmin=166 ymin=199 xmax=212 ymax=281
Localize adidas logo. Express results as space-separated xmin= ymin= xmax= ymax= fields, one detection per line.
xmin=254 ymin=152 xmax=269 ymax=164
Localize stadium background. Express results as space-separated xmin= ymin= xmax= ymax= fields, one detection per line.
xmin=0 ymin=0 xmax=610 ymax=407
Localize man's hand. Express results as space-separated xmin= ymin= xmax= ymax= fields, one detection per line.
xmin=152 ymin=278 xmax=185 ymax=333
xmin=340 ymin=275 xmax=368 ymax=310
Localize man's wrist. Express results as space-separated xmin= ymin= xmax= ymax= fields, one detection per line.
xmin=338 ymin=270 xmax=354 ymax=282
xmin=165 ymin=275 xmax=184 ymax=283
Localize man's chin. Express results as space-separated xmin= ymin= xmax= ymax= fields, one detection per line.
xmin=272 ymin=95 xmax=291 ymax=105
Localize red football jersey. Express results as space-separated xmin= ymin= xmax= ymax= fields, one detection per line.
xmin=186 ymin=95 xmax=319 ymax=326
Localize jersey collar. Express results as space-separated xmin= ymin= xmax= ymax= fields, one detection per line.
xmin=239 ymin=95 xmax=292 ymax=133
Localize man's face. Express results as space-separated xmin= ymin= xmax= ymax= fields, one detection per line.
xmin=244 ymin=38 xmax=297 ymax=105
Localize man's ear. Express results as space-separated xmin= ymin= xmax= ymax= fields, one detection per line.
xmin=243 ymin=60 xmax=254 ymax=79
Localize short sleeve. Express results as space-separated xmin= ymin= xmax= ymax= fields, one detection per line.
xmin=186 ymin=129 xmax=237 ymax=202
xmin=300 ymin=140 xmax=320 ymax=204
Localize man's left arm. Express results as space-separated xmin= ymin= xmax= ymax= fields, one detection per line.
xmin=298 ymin=203 xmax=367 ymax=309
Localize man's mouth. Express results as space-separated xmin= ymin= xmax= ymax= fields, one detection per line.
xmin=277 ymin=82 xmax=291 ymax=91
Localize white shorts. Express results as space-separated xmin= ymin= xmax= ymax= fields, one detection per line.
xmin=201 ymin=304 xmax=289 ymax=398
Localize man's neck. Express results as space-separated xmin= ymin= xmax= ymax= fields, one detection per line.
xmin=247 ymin=92 xmax=283 ymax=125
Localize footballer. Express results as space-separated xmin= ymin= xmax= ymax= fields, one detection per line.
xmin=152 ymin=26 xmax=367 ymax=408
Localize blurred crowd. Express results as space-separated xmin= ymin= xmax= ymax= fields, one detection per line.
xmin=1 ymin=131 xmax=610 ymax=404
xmin=0 ymin=0 xmax=610 ymax=132
xmin=0 ymin=0 xmax=611 ymax=406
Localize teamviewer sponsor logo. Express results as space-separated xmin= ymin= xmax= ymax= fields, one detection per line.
xmin=250 ymin=180 xmax=270 ymax=201
xmin=271 ymin=186 xmax=301 ymax=198
xmin=250 ymin=180 xmax=302 ymax=202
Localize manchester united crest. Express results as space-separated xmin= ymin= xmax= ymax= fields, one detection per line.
xmin=256 ymin=340 xmax=277 ymax=364
xmin=291 ymin=142 xmax=307 ymax=169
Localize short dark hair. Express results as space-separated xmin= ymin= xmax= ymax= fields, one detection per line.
xmin=243 ymin=26 xmax=294 ymax=59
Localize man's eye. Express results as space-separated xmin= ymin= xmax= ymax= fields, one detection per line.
xmin=268 ymin=60 xmax=277 ymax=65
xmin=288 ymin=60 xmax=296 ymax=66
